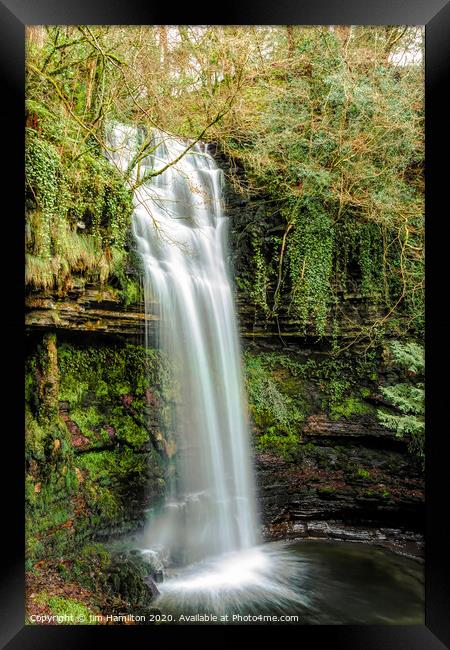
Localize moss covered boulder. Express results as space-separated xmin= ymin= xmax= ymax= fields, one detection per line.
xmin=25 ymin=334 xmax=174 ymax=566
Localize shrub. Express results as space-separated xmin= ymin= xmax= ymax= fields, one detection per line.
xmin=377 ymin=340 xmax=424 ymax=468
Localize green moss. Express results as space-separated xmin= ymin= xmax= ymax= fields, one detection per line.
xmin=26 ymin=481 xmax=78 ymax=561
xmin=46 ymin=595 xmax=97 ymax=624
xmin=118 ymin=276 xmax=142 ymax=307
xmin=73 ymin=446 xmax=164 ymax=531
xmin=76 ymin=448 xmax=153 ymax=487
xmin=69 ymin=402 xmax=149 ymax=450
xmin=245 ymin=351 xmax=305 ymax=449
xmin=257 ymin=430 xmax=300 ymax=459
xmin=317 ymin=485 xmax=337 ymax=495
xmin=25 ymin=357 xmax=39 ymax=408
xmin=70 ymin=407 xmax=110 ymax=446
xmin=25 ymin=532 xmax=45 ymax=563
xmin=80 ymin=543 xmax=111 ymax=568
xmin=25 ymin=408 xmax=47 ymax=462
xmin=25 ymin=107 xmax=134 ymax=292
xmin=312 ymin=351 xmax=379 ymax=417
xmin=356 ymin=467 xmax=371 ymax=479
xmin=103 ymin=552 xmax=156 ymax=612
xmin=56 ymin=342 xmax=170 ymax=452
xmin=70 ymin=543 xmax=112 ymax=592
xmin=60 ymin=543 xmax=157 ymax=613
xmin=108 ymin=408 xmax=149 ymax=448
xmin=244 ymin=348 xmax=380 ymax=454
xmin=58 ymin=342 xmax=163 ymax=405
xmin=329 ymin=396 xmax=373 ymax=421
xmin=81 ymin=482 xmax=121 ymax=527
xmin=25 ymin=336 xmax=169 ymax=563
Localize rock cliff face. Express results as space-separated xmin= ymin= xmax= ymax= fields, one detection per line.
xmin=255 ymin=424 xmax=424 ymax=556
xmin=25 ymin=291 xmax=424 ymax=558
xmin=25 ymin=283 xmax=383 ymax=346
xmin=239 ymin=343 xmax=424 ymax=557
xmin=25 ymin=284 xmax=156 ymax=340
xmin=25 ymin=155 xmax=424 ymax=559
xmin=25 ymin=332 xmax=174 ymax=566
xmin=216 ymin=148 xmax=423 ymax=556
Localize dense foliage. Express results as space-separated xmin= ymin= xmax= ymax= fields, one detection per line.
xmin=244 ymin=348 xmax=378 ymax=459
xmin=377 ymin=340 xmax=425 ymax=467
xmin=223 ymin=27 xmax=424 ymax=343
xmin=26 ymin=26 xmax=424 ymax=346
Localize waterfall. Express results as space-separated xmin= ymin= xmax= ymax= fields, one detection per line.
xmin=107 ymin=124 xmax=257 ymax=564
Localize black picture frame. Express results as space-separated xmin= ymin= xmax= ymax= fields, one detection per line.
xmin=1 ymin=1 xmax=448 ymax=646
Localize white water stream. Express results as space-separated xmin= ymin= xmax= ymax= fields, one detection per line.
xmin=107 ymin=124 xmax=257 ymax=566
xmin=101 ymin=125 xmax=424 ymax=622
xmin=103 ymin=126 xmax=423 ymax=623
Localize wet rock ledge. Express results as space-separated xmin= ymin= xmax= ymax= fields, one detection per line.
xmin=25 ymin=282 xmax=425 ymax=560
xmin=25 ymin=284 xmax=156 ymax=339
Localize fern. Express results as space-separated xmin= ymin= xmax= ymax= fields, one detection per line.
xmin=377 ymin=340 xmax=424 ymax=468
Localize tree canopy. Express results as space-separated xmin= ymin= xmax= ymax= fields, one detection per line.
xmin=26 ymin=25 xmax=424 ymax=347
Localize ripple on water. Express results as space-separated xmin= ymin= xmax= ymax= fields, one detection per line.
xmin=149 ymin=540 xmax=424 ymax=625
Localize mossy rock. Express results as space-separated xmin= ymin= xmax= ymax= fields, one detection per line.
xmin=329 ymin=396 xmax=374 ymax=421
xmin=316 ymin=485 xmax=338 ymax=498
xmin=25 ymin=336 xmax=170 ymax=563
xmin=105 ymin=552 xmax=157 ymax=613
xmin=47 ymin=596 xmax=98 ymax=625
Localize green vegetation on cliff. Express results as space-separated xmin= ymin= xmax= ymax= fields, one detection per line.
xmin=24 ymin=26 xmax=425 ymax=622
xmin=26 ymin=26 xmax=424 ymax=347
xmin=377 ymin=340 xmax=425 ymax=467
xmin=25 ymin=337 xmax=170 ymax=567
xmin=244 ymin=348 xmax=379 ymax=458
xmin=25 ymin=335 xmax=172 ymax=620
xmin=25 ymin=119 xmax=134 ymax=292
xmin=227 ymin=28 xmax=423 ymax=342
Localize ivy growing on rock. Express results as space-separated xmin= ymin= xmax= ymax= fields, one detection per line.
xmin=223 ymin=27 xmax=424 ymax=343
xmin=25 ymin=99 xmax=134 ymax=293
xmin=25 ymin=26 xmax=424 ymax=337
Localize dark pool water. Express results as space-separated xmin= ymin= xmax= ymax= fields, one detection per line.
xmin=152 ymin=540 xmax=424 ymax=625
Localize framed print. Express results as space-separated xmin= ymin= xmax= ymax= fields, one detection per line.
xmin=0 ymin=0 xmax=449 ymax=647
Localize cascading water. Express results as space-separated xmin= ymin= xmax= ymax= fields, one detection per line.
xmin=103 ymin=125 xmax=425 ymax=624
xmin=105 ymin=124 xmax=308 ymax=620
xmin=105 ymin=125 xmax=306 ymax=618
xmin=107 ymin=123 xmax=257 ymax=564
